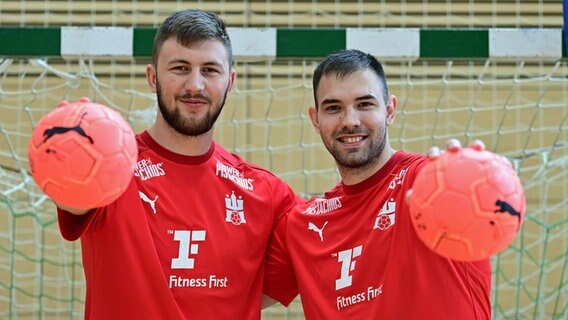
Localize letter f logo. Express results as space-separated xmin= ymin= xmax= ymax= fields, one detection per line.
xmin=335 ymin=245 xmax=363 ymax=290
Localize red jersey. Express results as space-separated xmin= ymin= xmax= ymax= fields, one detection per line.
xmin=264 ymin=151 xmax=491 ymax=320
xmin=58 ymin=131 xmax=300 ymax=320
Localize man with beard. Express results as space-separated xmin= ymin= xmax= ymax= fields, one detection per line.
xmin=56 ymin=9 xmax=300 ymax=320
xmin=262 ymin=50 xmax=492 ymax=319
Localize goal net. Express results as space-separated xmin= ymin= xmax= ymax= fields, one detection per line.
xmin=2 ymin=35 xmax=567 ymax=320
xmin=1 ymin=2 xmax=567 ymax=320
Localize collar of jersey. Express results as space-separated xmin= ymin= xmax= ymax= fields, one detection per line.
xmin=139 ymin=131 xmax=215 ymax=165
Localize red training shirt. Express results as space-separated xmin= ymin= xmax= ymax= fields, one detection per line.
xmin=264 ymin=151 xmax=491 ymax=320
xmin=58 ymin=131 xmax=300 ymax=320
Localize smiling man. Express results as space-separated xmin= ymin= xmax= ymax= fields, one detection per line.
xmin=263 ymin=49 xmax=492 ymax=320
xmin=55 ymin=9 xmax=301 ymax=320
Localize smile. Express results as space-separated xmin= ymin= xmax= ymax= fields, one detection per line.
xmin=338 ymin=136 xmax=365 ymax=144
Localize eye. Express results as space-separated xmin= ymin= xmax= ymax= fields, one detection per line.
xmin=171 ymin=65 xmax=190 ymax=73
xmin=202 ymin=66 xmax=222 ymax=75
xmin=358 ymin=101 xmax=375 ymax=109
xmin=322 ymin=105 xmax=341 ymax=113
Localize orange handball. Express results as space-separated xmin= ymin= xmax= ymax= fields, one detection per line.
xmin=408 ymin=147 xmax=526 ymax=261
xmin=28 ymin=98 xmax=137 ymax=209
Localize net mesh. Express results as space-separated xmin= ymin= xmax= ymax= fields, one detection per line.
xmin=1 ymin=56 xmax=567 ymax=320
xmin=0 ymin=1 xmax=566 ymax=319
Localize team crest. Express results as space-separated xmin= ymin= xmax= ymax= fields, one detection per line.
xmin=225 ymin=191 xmax=246 ymax=225
xmin=373 ymin=198 xmax=396 ymax=230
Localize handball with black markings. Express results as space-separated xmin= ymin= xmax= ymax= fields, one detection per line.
xmin=408 ymin=147 xmax=526 ymax=261
xmin=28 ymin=98 xmax=137 ymax=209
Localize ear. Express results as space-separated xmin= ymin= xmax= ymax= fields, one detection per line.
xmin=227 ymin=68 xmax=236 ymax=92
xmin=386 ymin=94 xmax=398 ymax=126
xmin=308 ymin=106 xmax=320 ymax=134
xmin=146 ymin=64 xmax=157 ymax=93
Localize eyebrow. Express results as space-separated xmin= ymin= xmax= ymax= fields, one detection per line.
xmin=167 ymin=59 xmax=224 ymax=68
xmin=320 ymin=94 xmax=378 ymax=106
xmin=320 ymin=98 xmax=341 ymax=106
xmin=167 ymin=59 xmax=189 ymax=65
xmin=355 ymin=94 xmax=378 ymax=101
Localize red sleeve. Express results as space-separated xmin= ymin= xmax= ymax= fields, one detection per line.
xmin=57 ymin=207 xmax=96 ymax=241
xmin=263 ymin=212 xmax=299 ymax=306
xmin=57 ymin=176 xmax=135 ymax=241
xmin=414 ymin=156 xmax=429 ymax=173
xmin=267 ymin=174 xmax=304 ymax=222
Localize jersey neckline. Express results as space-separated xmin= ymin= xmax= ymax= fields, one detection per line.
xmin=341 ymin=150 xmax=404 ymax=195
xmin=139 ymin=131 xmax=215 ymax=165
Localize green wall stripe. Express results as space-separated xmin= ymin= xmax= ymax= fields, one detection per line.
xmin=0 ymin=27 xmax=564 ymax=59
xmin=420 ymin=29 xmax=489 ymax=58
xmin=0 ymin=28 xmax=60 ymax=56
xmin=277 ymin=29 xmax=345 ymax=58
xmin=133 ymin=28 xmax=156 ymax=58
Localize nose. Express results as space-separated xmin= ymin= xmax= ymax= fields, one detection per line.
xmin=341 ymin=106 xmax=361 ymax=128
xmin=184 ymin=71 xmax=205 ymax=93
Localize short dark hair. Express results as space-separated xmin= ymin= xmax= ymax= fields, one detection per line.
xmin=312 ymin=49 xmax=389 ymax=109
xmin=152 ymin=9 xmax=232 ymax=66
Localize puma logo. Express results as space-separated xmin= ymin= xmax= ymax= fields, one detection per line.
xmin=42 ymin=112 xmax=94 ymax=145
xmin=308 ymin=221 xmax=328 ymax=241
xmin=139 ymin=191 xmax=158 ymax=214
xmin=494 ymin=199 xmax=522 ymax=230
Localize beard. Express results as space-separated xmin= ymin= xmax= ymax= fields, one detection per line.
xmin=323 ymin=126 xmax=387 ymax=170
xmin=156 ymin=81 xmax=229 ymax=137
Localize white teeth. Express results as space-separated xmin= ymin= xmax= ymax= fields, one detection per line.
xmin=343 ymin=137 xmax=362 ymax=144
